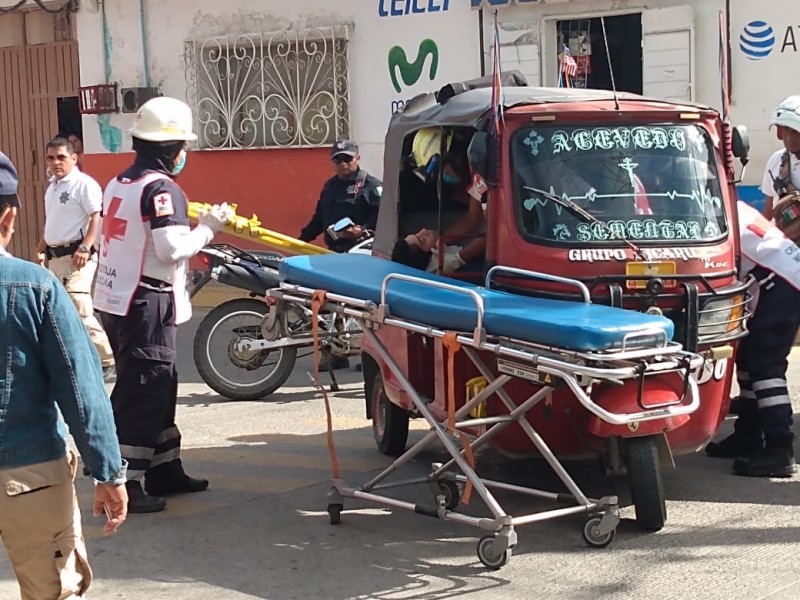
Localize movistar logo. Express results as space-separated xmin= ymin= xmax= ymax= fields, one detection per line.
xmin=740 ymin=20 xmax=776 ymax=60
xmin=388 ymin=39 xmax=439 ymax=93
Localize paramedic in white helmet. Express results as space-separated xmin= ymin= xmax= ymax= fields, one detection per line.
xmin=94 ymin=97 xmax=231 ymax=513
xmin=760 ymin=95 xmax=800 ymax=220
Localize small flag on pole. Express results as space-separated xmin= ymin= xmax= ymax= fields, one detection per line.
xmin=491 ymin=10 xmax=504 ymax=135
xmin=561 ymin=45 xmax=578 ymax=78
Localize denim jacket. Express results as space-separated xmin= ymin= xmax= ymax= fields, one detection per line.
xmin=0 ymin=250 xmax=123 ymax=482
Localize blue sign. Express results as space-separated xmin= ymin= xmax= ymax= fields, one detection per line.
xmin=379 ymin=0 xmax=449 ymax=17
xmin=739 ymin=20 xmax=776 ymax=60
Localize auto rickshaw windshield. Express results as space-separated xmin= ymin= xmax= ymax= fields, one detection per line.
xmin=512 ymin=123 xmax=727 ymax=244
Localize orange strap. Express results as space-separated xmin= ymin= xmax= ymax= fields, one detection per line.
xmin=442 ymin=332 xmax=475 ymax=505
xmin=311 ymin=290 xmax=340 ymax=479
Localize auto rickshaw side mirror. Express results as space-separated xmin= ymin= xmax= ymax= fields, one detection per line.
xmin=467 ymin=131 xmax=490 ymax=180
xmin=732 ymin=125 xmax=750 ymax=166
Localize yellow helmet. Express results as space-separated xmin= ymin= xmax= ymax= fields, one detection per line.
xmin=412 ymin=127 xmax=452 ymax=168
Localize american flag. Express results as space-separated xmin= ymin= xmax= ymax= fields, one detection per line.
xmin=561 ymin=45 xmax=578 ymax=77
xmin=491 ymin=11 xmax=504 ymax=135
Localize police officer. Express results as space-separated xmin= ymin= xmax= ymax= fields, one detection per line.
xmin=35 ymin=136 xmax=116 ymax=381
xmin=298 ymin=140 xmax=382 ymax=253
xmin=94 ymin=97 xmax=230 ymax=512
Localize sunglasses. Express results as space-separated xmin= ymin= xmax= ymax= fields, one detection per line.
xmin=45 ymin=154 xmax=72 ymax=162
xmin=332 ymin=155 xmax=354 ymax=164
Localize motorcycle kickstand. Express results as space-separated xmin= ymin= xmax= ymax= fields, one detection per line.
xmin=328 ymin=369 xmax=340 ymax=392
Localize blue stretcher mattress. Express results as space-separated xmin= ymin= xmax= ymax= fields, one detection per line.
xmin=278 ymin=254 xmax=674 ymax=352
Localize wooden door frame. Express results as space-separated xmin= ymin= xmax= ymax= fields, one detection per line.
xmin=0 ymin=10 xmax=79 ymax=260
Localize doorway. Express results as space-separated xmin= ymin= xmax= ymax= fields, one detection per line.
xmin=556 ymin=13 xmax=643 ymax=94
xmin=57 ymin=96 xmax=82 ymax=140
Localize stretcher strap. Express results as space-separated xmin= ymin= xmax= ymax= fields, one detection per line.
xmin=442 ymin=332 xmax=475 ymax=505
xmin=312 ymin=290 xmax=340 ymax=479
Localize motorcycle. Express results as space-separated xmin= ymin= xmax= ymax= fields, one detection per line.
xmin=190 ymin=231 xmax=371 ymax=400
xmin=189 ymin=243 xmax=295 ymax=400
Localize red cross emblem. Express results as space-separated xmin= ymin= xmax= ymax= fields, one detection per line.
xmin=101 ymin=196 xmax=128 ymax=257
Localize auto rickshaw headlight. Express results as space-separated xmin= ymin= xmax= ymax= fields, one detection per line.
xmin=698 ymin=294 xmax=747 ymax=338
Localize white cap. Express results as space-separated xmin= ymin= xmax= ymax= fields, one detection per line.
xmin=770 ymin=96 xmax=800 ymax=134
xmin=129 ymin=97 xmax=198 ymax=142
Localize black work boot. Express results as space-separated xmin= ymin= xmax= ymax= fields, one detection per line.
xmin=732 ymin=444 xmax=797 ymax=478
xmin=706 ymin=406 xmax=762 ymax=458
xmin=144 ymin=459 xmax=209 ymax=497
xmin=126 ymin=480 xmax=167 ymax=513
xmin=705 ymin=431 xmax=763 ymax=458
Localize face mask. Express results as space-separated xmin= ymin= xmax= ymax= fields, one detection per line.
xmin=171 ymin=151 xmax=187 ymax=176
xmin=442 ymin=173 xmax=458 ymax=186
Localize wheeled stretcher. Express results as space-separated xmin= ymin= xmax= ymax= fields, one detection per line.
xmin=269 ymin=253 xmax=704 ymax=569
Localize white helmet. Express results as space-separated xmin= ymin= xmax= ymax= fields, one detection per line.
xmin=770 ymin=96 xmax=800 ymax=134
xmin=129 ymin=97 xmax=198 ymax=142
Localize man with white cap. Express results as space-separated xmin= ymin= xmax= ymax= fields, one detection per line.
xmin=94 ymin=97 xmax=231 ymax=512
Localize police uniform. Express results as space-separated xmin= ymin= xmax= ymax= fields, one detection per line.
xmin=43 ymin=167 xmax=115 ymax=370
xmin=299 ymin=141 xmax=382 ymax=252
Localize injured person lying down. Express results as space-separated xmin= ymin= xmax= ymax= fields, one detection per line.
xmin=391 ymin=227 xmax=484 ymax=274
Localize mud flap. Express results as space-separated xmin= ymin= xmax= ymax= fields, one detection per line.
xmin=653 ymin=432 xmax=676 ymax=470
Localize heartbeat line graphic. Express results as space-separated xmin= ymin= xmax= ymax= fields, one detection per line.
xmin=523 ymin=188 xmax=722 ymax=214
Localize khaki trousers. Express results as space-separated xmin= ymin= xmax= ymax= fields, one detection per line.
xmin=48 ymin=255 xmax=114 ymax=367
xmin=0 ymin=453 xmax=93 ymax=600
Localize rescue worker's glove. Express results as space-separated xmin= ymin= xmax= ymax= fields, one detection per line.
xmin=773 ymin=192 xmax=800 ymax=245
xmin=198 ymin=202 xmax=234 ymax=233
xmin=428 ymin=246 xmax=464 ymax=274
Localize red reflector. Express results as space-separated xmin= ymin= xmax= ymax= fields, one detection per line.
xmin=265 ymin=296 xmax=277 ymax=306
xmin=200 ymin=255 xmax=209 ymax=265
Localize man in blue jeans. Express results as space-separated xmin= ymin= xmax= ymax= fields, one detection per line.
xmin=0 ymin=152 xmax=128 ymax=599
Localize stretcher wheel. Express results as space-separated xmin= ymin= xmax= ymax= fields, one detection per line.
xmin=476 ymin=535 xmax=512 ymax=570
xmin=371 ymin=374 xmax=409 ymax=456
xmin=582 ymin=516 xmax=615 ymax=548
xmin=437 ymin=480 xmax=460 ymax=510
xmin=627 ymin=436 xmax=667 ymax=531
xmin=327 ymin=503 xmax=342 ymax=525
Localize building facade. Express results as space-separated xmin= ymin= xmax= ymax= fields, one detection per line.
xmin=1 ymin=0 xmax=797 ymax=253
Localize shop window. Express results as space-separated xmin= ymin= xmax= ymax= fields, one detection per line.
xmin=184 ymin=26 xmax=351 ymax=150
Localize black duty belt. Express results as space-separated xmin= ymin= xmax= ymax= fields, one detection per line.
xmin=46 ymin=240 xmax=82 ymax=259
xmin=139 ymin=275 xmax=173 ymax=292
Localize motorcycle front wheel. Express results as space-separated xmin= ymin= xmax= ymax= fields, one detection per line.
xmin=193 ymin=298 xmax=297 ymax=400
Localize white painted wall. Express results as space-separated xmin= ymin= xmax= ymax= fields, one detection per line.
xmin=74 ymin=0 xmax=481 ymax=178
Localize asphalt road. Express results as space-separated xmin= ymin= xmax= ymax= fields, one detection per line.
xmin=1 ymin=309 xmax=799 ymax=599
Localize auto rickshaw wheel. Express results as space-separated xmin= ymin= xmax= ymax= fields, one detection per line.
xmin=476 ymin=535 xmax=512 ymax=570
xmin=627 ymin=435 xmax=667 ymax=531
xmin=371 ymin=373 xmax=409 ymax=456
xmin=327 ymin=503 xmax=342 ymax=525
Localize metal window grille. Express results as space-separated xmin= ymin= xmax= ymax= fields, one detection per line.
xmin=184 ymin=26 xmax=351 ymax=150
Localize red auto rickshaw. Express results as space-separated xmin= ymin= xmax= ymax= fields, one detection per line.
xmin=360 ymin=75 xmax=753 ymax=533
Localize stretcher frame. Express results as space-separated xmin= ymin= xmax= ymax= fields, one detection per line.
xmin=268 ymin=266 xmax=705 ymax=569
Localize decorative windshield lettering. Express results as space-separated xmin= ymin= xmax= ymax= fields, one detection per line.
xmin=514 ymin=124 xmax=727 ymax=244
xmin=549 ymin=126 xmax=687 ymax=154
xmin=575 ymin=220 xmax=704 ymax=242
